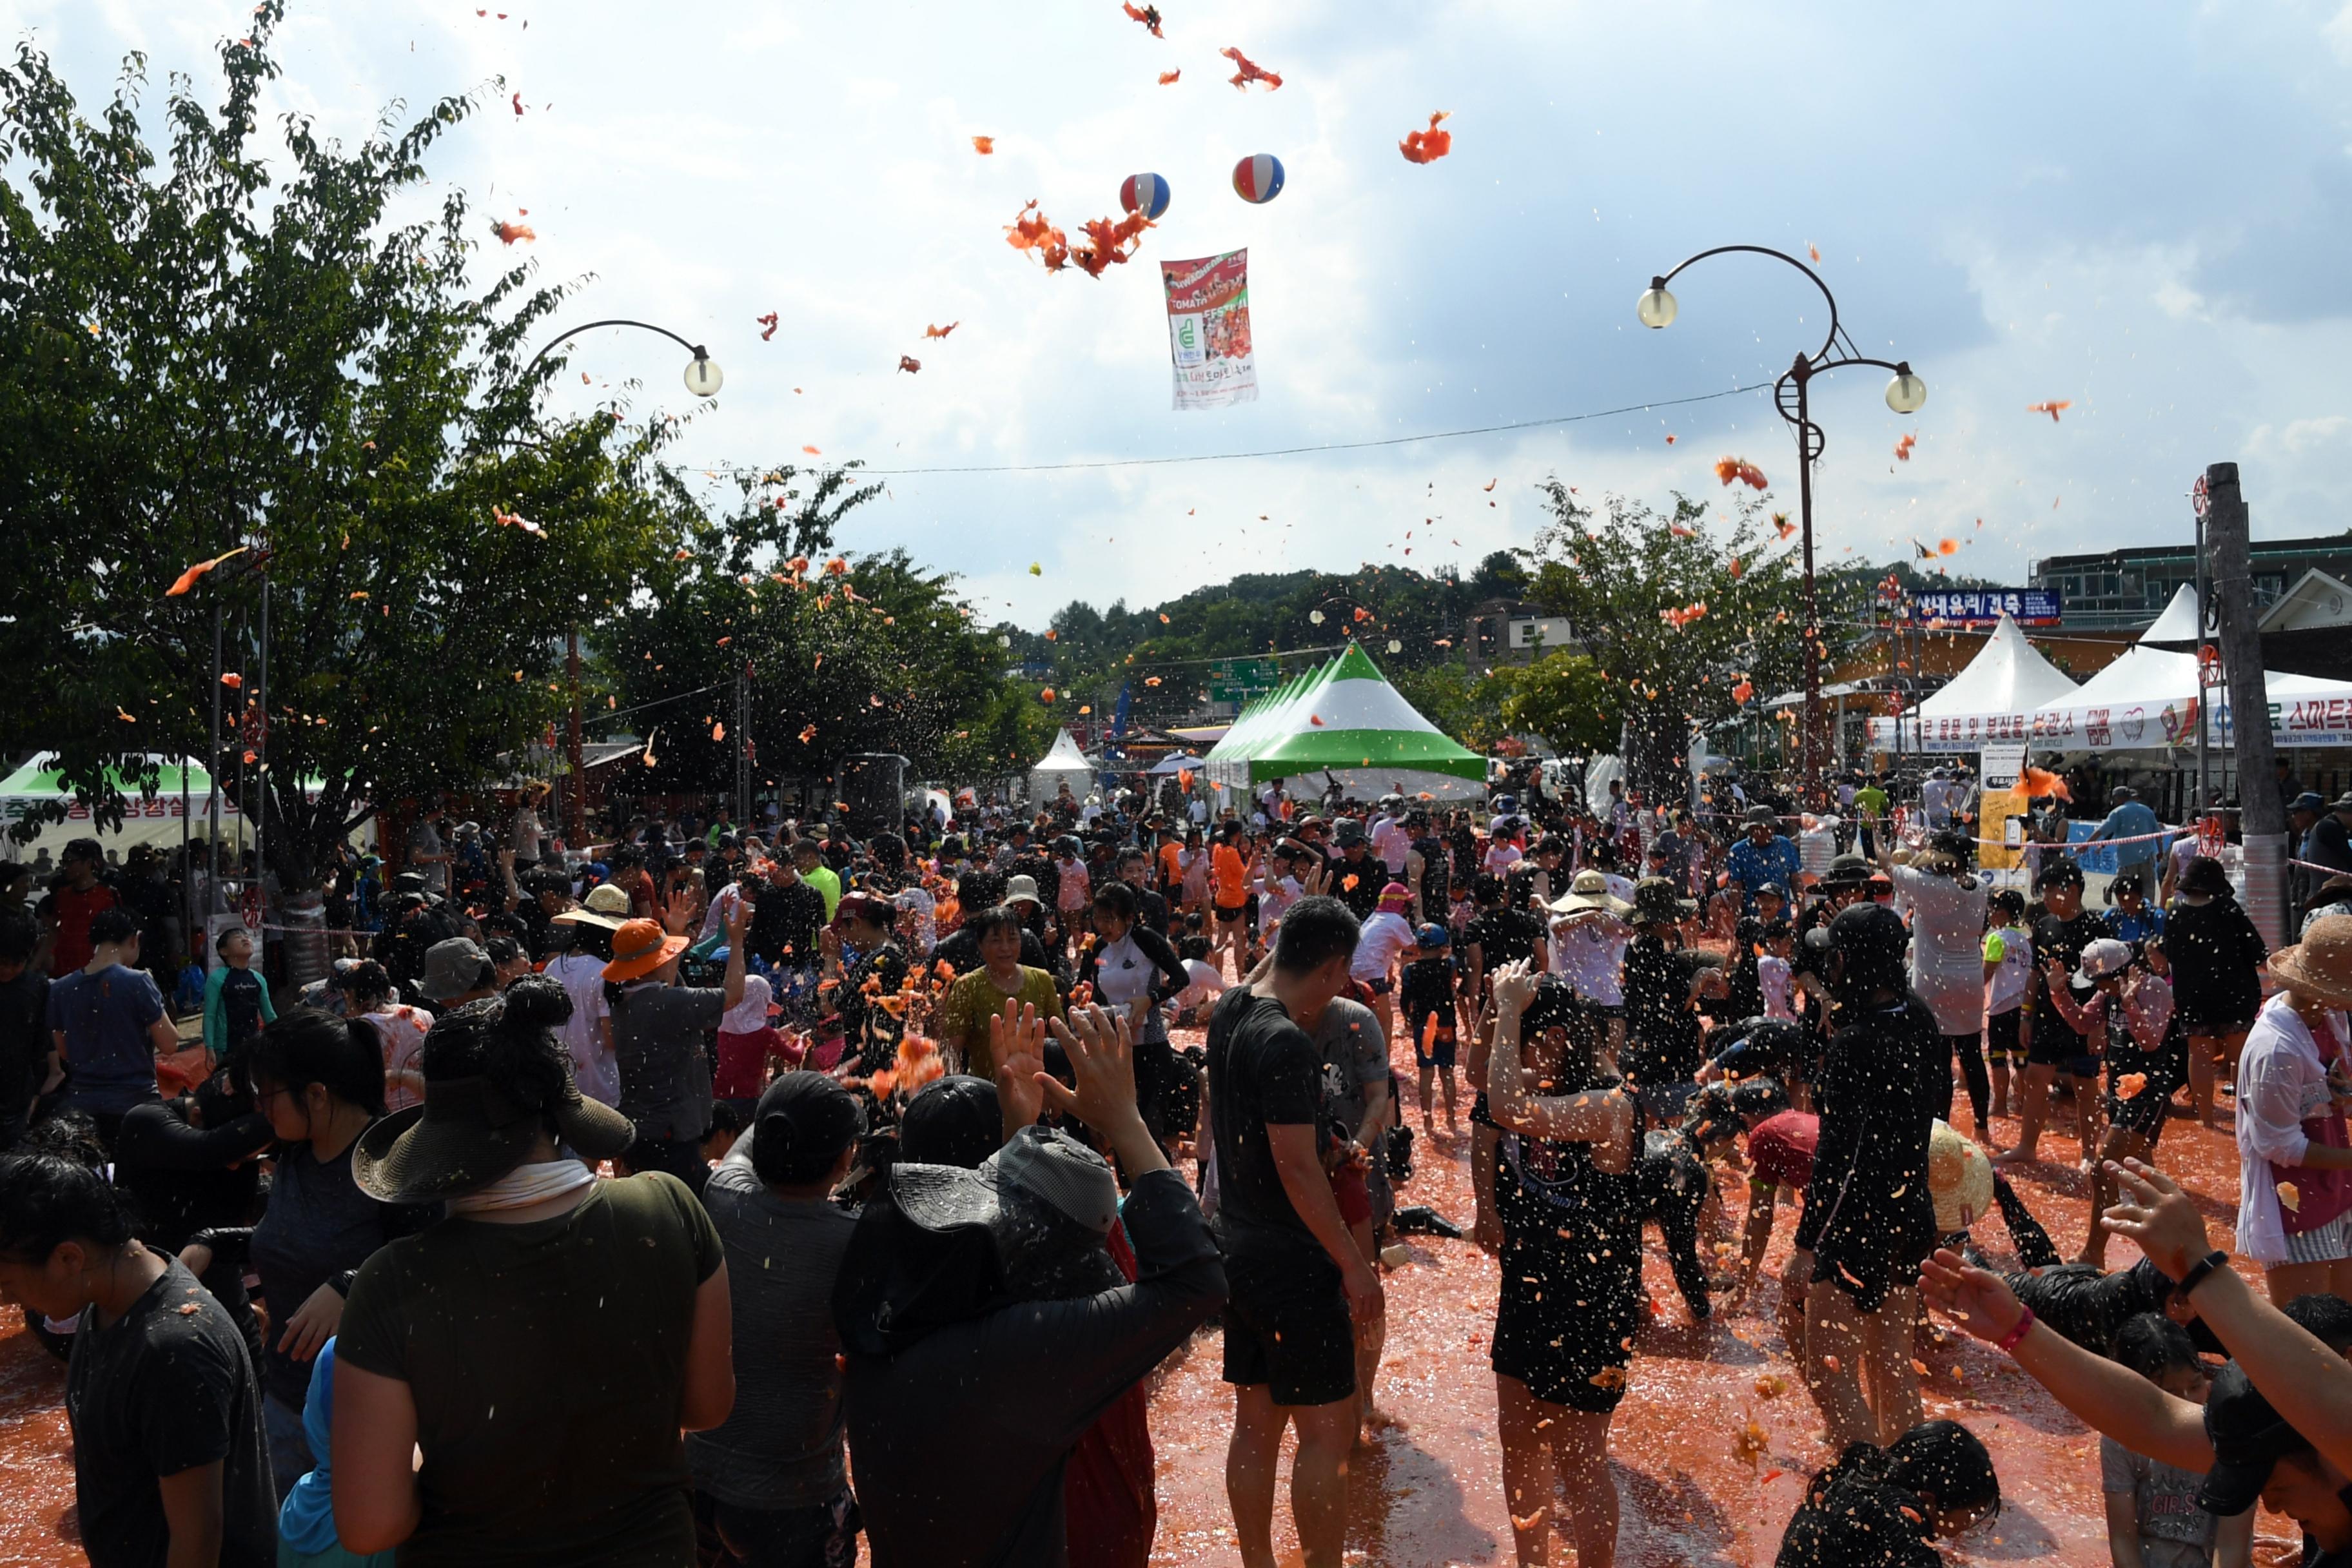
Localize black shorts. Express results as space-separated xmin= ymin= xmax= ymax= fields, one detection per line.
xmin=2106 ymin=1052 xmax=2186 ymax=1145
xmin=2026 ymin=1021 xmax=2090 ymax=1072
xmin=1469 ymin=1090 xmax=1497 ymax=1130
xmin=1215 ymin=903 xmax=1248 ymax=925
xmin=1407 ymin=1007 xmax=1457 ymax=1070
xmin=1220 ymin=1249 xmax=1355 ymax=1407
xmin=1491 ymin=1247 xmax=1642 ymax=1413
xmin=1984 ymin=1009 xmax=2023 ymax=1064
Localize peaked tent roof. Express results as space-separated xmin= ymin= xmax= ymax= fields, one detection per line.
xmin=1029 ymin=729 xmax=1093 ymax=774
xmin=1240 ymin=645 xmax=1486 ymax=783
xmin=1915 ymin=613 xmax=2080 ymax=718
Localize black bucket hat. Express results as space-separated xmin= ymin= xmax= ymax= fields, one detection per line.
xmin=355 ymin=1070 xmax=634 ymax=1202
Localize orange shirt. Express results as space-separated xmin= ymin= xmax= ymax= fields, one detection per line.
xmin=1158 ymin=841 xmax=1184 ymax=890
xmin=1213 ymin=843 xmax=1249 ymax=906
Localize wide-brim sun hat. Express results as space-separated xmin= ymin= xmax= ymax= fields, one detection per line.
xmin=353 ymin=1071 xmax=634 ymax=1202
xmin=1003 ymin=874 xmax=1043 ymax=908
xmin=2267 ymin=922 xmax=2352 ymax=1009
xmin=602 ymin=917 xmax=689 ymax=983
xmin=552 ymin=881 xmax=632 ymax=929
xmin=1631 ymin=876 xmax=1696 ymax=923
xmin=1548 ymin=868 xmax=1629 ymax=916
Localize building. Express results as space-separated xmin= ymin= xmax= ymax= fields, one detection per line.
xmin=2030 ymin=531 xmax=2352 ymax=632
xmin=1464 ymin=598 xmax=1576 ymax=672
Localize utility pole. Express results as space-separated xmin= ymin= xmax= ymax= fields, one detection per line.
xmin=734 ymin=664 xmax=752 ymax=825
xmin=2207 ymin=462 xmax=2287 ymax=947
xmin=565 ymin=629 xmax=586 ymax=847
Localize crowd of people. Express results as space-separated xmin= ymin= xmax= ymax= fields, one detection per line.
xmin=1 ymin=760 xmax=2347 ymax=1568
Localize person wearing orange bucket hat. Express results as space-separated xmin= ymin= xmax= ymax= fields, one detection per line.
xmin=602 ymin=899 xmax=752 ymax=1196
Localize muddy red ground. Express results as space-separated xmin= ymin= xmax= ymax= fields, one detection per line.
xmin=0 ymin=1080 xmax=2309 ymax=1567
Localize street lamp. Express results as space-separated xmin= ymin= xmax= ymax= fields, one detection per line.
xmin=1638 ymin=245 xmax=1924 ymax=803
xmin=522 ymin=318 xmax=723 ymax=398
xmin=518 ymin=317 xmax=725 ymax=843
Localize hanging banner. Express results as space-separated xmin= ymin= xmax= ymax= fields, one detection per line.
xmin=1162 ymin=250 xmax=1258 ymax=411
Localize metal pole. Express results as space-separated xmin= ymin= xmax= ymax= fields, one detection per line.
xmin=2208 ymin=462 xmax=2286 ymax=946
xmin=566 ymin=628 xmax=586 ymax=847
xmin=1796 ymin=362 xmax=1820 ymax=805
xmin=208 ymin=603 xmax=223 ymax=916
xmin=2194 ymin=508 xmax=2210 ymax=820
xmin=734 ymin=665 xmax=751 ymax=825
xmin=255 ymin=575 xmax=268 ymax=895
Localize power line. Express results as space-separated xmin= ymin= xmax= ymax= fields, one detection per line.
xmin=688 ymin=381 xmax=1776 ymax=480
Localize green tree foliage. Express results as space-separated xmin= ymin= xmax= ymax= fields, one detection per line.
xmin=0 ymin=14 xmax=705 ymax=885
xmin=1518 ymin=484 xmax=1809 ymax=795
xmin=1487 ymin=651 xmax=1620 ymax=756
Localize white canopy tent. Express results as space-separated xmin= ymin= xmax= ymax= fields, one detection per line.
xmin=1147 ymin=752 xmax=1206 ymax=776
xmin=1867 ymin=612 xmax=2081 ymax=752
xmin=2024 ymin=587 xmax=2352 ymax=750
xmin=1025 ymin=729 xmax=1096 ymax=801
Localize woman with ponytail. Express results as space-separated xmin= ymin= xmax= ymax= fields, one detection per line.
xmin=246 ymin=1007 xmax=430 ymax=1498
xmin=328 ymin=975 xmax=735 ymax=1565
xmin=0 ymin=1151 xmax=277 ymax=1567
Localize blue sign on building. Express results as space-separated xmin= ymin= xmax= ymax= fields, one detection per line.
xmin=1907 ymin=588 xmax=2063 ymax=627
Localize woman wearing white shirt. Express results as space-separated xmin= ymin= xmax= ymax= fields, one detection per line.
xmin=1877 ymin=831 xmax=1992 ymax=1141
xmin=2234 ymin=925 xmax=2352 ymax=1304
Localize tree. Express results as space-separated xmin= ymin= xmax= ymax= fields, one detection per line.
xmin=0 ymin=12 xmax=698 ymax=887
xmin=1487 ymin=651 xmax=1620 ymax=757
xmin=1518 ymin=484 xmax=1808 ymax=798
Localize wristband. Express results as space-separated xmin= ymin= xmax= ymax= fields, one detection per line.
xmin=2175 ymin=1249 xmax=2230 ymax=1300
xmin=1993 ymin=1305 xmax=2036 ymax=1355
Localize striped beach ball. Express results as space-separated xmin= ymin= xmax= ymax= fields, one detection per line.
xmin=1231 ymin=153 xmax=1284 ymax=204
xmin=1119 ymin=172 xmax=1171 ymax=220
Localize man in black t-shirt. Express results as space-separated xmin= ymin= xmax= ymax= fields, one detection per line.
xmin=1328 ymin=821 xmax=1386 ymax=920
xmin=747 ymin=858 xmax=828 ymax=974
xmin=1206 ymin=896 xmax=1380 ymax=1568
xmin=1115 ymin=848 xmax=1171 ymax=936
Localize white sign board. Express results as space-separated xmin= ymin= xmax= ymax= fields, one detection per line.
xmin=1980 ymin=742 xmax=2027 ymax=790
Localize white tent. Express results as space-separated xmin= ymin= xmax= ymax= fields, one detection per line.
xmin=1025 ymin=729 xmax=1096 ymax=801
xmin=1867 ymin=612 xmax=2081 ymax=752
xmin=2025 ymin=586 xmax=2352 ymax=750
xmin=1148 ymin=752 xmax=1206 ymax=776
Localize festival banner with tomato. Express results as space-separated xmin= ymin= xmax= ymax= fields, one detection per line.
xmin=1162 ymin=250 xmax=1258 ymax=411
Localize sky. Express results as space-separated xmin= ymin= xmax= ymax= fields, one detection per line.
xmin=10 ymin=0 xmax=2352 ymax=632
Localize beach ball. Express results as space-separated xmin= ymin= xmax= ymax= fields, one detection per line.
xmin=1231 ymin=153 xmax=1284 ymax=204
xmin=1119 ymin=172 xmax=1171 ymax=220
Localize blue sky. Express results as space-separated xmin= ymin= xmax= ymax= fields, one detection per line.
xmin=12 ymin=0 xmax=2352 ymax=628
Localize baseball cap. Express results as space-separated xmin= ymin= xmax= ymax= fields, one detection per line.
xmin=2197 ymin=1362 xmax=2308 ymax=1517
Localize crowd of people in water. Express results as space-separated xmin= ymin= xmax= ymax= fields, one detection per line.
xmin=4 ymin=763 xmax=2352 ymax=1568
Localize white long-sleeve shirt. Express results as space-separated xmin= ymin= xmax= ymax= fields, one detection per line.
xmin=2235 ymin=992 xmax=2350 ymax=1264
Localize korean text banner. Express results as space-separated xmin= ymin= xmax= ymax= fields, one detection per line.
xmin=1907 ymin=589 xmax=2063 ymax=626
xmin=1162 ymin=250 xmax=1257 ymax=411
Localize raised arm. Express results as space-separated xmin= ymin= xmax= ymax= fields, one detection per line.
xmin=2106 ymin=1159 xmax=2352 ymax=1480
xmin=1484 ymin=960 xmax=1632 ymax=1156
xmin=1919 ymin=1246 xmax=2211 ymax=1473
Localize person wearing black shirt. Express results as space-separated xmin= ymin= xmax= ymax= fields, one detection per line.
xmin=113 ymin=1070 xmax=276 ymax=1367
xmin=830 ymin=894 xmax=912 ymax=1075
xmin=1207 ymin=897 xmax=1380 ymax=1568
xmin=0 ymin=912 xmax=48 ymax=1153
xmin=1997 ymin=859 xmax=2108 ymax=1169
xmin=1618 ymin=879 xmax=1716 ymax=1119
xmin=747 ymin=858 xmax=829 ymax=974
xmin=1460 ymin=872 xmax=1547 ymax=1008
xmin=1795 ymin=903 xmax=1939 ymax=1451
xmin=1405 ymin=812 xmax=1449 ymax=927
xmin=1113 ymin=850 xmax=1171 ymax=937
xmin=1328 ymin=823 xmax=1385 ymax=921
xmin=0 ymin=1152 xmax=277 ymax=1568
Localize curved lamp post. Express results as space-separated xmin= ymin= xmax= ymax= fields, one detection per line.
xmin=1638 ymin=246 xmax=1924 ymax=801
xmin=522 ymin=318 xmax=723 ymax=397
xmin=518 ymin=318 xmax=724 ymax=842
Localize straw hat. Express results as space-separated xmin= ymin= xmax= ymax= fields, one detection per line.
xmin=551 ymin=881 xmax=631 ymax=930
xmin=602 ymin=917 xmax=689 ymax=983
xmin=1548 ymin=868 xmax=1629 ymax=917
xmin=2267 ymin=921 xmax=2352 ymax=1009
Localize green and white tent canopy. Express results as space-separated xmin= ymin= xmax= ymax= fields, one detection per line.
xmin=1202 ymin=645 xmax=1487 ymax=800
xmin=0 ymin=754 xmax=350 ymax=858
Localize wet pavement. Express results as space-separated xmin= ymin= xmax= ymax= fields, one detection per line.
xmin=0 ymin=1073 xmax=2307 ymax=1565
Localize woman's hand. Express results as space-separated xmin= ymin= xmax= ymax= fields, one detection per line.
xmin=1043 ymin=1005 xmax=1143 ymax=1136
xmin=1490 ymin=959 xmax=1538 ymax=1018
xmin=2102 ymin=1157 xmax=2211 ymax=1280
xmin=1919 ymin=1246 xmax=2028 ymax=1346
xmin=662 ymin=885 xmax=701 ymax=937
xmin=990 ymin=1000 xmax=1049 ymax=1131
xmin=279 ymin=1281 xmax=346 ymax=1361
